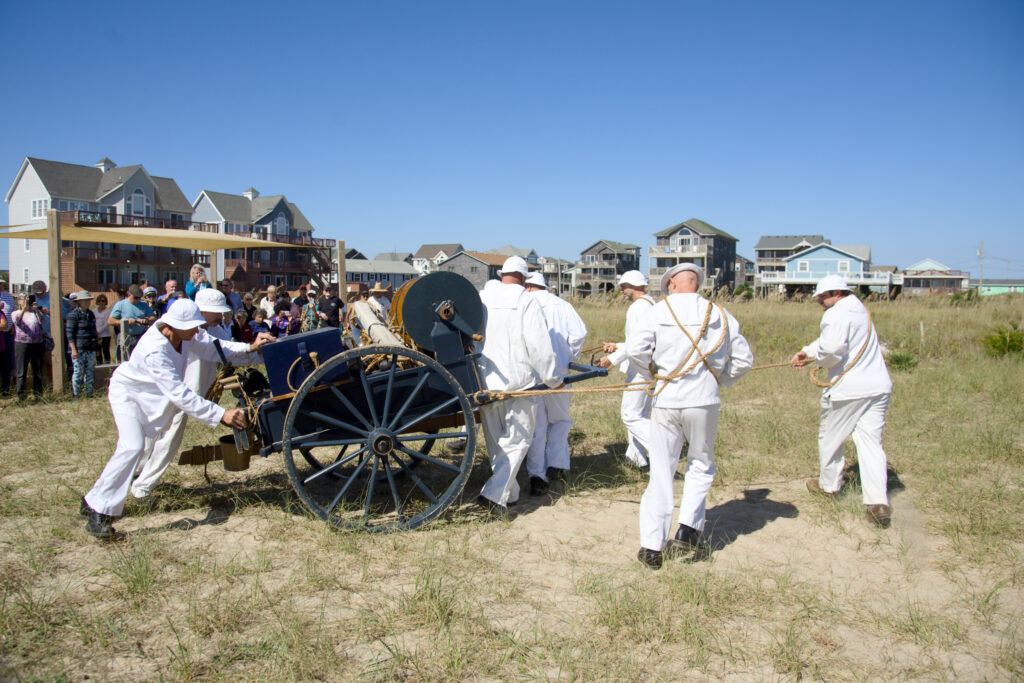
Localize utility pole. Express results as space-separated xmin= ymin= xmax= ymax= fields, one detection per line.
xmin=978 ymin=241 xmax=983 ymax=291
xmin=46 ymin=209 xmax=65 ymax=393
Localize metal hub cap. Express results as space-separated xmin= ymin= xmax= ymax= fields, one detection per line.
xmin=371 ymin=431 xmax=395 ymax=456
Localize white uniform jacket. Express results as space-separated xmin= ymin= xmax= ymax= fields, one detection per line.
xmin=369 ymin=295 xmax=391 ymax=320
xmin=607 ymin=294 xmax=655 ymax=375
xmin=801 ymin=295 xmax=892 ymax=401
xmin=625 ymin=293 xmax=753 ymax=409
xmin=532 ymin=290 xmax=587 ymax=375
xmin=476 ymin=281 xmax=562 ymax=391
xmin=107 ymin=325 xmax=246 ymax=436
xmin=187 ymin=325 xmax=263 ymax=395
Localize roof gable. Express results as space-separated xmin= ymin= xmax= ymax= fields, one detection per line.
xmin=251 ymin=195 xmax=287 ymax=223
xmin=197 ymin=190 xmax=253 ymax=223
xmin=414 ymin=243 xmax=465 ymax=259
xmin=755 ymin=234 xmax=829 ymax=250
xmin=787 ymin=243 xmax=868 ymax=262
xmin=655 ymin=218 xmax=737 ymax=241
xmin=17 ymin=157 xmax=103 ymax=201
xmin=151 ymin=176 xmax=192 ymax=213
xmin=905 ymin=258 xmax=950 ymax=272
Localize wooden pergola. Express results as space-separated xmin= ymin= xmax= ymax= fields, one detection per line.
xmin=0 ymin=210 xmax=346 ymax=392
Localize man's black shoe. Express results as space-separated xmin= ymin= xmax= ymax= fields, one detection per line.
xmin=546 ymin=467 xmax=569 ymax=482
xmin=85 ymin=511 xmax=116 ymax=539
xmin=665 ymin=523 xmax=707 ymax=560
xmin=476 ymin=495 xmax=511 ymax=519
xmin=79 ymin=496 xmax=90 ymax=518
xmin=529 ymin=476 xmax=549 ymax=497
xmin=637 ymin=547 xmax=663 ymax=570
xmin=447 ymin=438 xmax=467 ymax=454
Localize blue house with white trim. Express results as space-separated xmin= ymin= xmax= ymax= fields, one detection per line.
xmin=784 ymin=244 xmax=871 ymax=280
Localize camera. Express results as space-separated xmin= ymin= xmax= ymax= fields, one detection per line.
xmin=26 ymin=294 xmax=36 ymax=305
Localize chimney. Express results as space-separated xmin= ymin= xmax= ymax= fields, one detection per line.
xmin=94 ymin=157 xmax=116 ymax=173
xmin=243 ymin=187 xmax=259 ymax=200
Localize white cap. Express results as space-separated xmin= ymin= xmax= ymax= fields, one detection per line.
xmin=499 ymin=256 xmax=529 ymax=277
xmin=660 ymin=263 xmax=704 ymax=294
xmin=159 ymin=298 xmax=207 ymax=329
xmin=617 ymin=270 xmax=648 ymax=288
xmin=524 ymin=272 xmax=547 ymax=288
xmin=195 ymin=288 xmax=232 ymax=313
xmin=812 ymin=274 xmax=852 ymax=298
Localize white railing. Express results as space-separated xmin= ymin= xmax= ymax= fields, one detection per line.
xmin=757 ymin=271 xmax=895 ymax=284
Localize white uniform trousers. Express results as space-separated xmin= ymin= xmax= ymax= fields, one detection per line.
xmin=479 ymin=397 xmax=537 ymax=507
xmin=621 ymin=373 xmax=652 ymax=467
xmin=130 ymin=410 xmax=190 ymax=498
xmin=525 ymin=393 xmax=572 ymax=480
xmin=639 ymin=405 xmax=719 ymax=551
xmin=817 ymin=393 xmax=890 ymax=505
xmin=85 ymin=408 xmax=154 ymax=517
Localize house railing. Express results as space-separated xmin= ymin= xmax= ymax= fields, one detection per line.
xmin=758 ymin=271 xmax=894 ymax=284
xmin=62 ymin=210 xmax=219 ymax=232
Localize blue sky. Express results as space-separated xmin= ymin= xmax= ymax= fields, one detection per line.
xmin=2 ymin=0 xmax=1022 ymax=276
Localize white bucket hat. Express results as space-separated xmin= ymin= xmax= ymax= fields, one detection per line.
xmin=617 ymin=270 xmax=648 ymax=288
xmin=195 ymin=288 xmax=232 ymax=313
xmin=812 ymin=274 xmax=852 ymax=298
xmin=499 ymin=256 xmax=529 ymax=277
xmin=524 ymin=272 xmax=547 ymax=288
xmin=72 ymin=290 xmax=94 ymax=301
xmin=660 ymin=262 xmax=704 ymax=294
xmin=158 ymin=298 xmax=207 ymax=329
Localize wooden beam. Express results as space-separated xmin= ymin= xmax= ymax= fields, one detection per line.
xmin=46 ymin=209 xmax=65 ymax=393
xmin=336 ymin=239 xmax=346 ymax=296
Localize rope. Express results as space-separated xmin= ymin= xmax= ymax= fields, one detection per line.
xmin=286 ymin=351 xmax=320 ymax=392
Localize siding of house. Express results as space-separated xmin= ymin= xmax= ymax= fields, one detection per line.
xmin=785 ymin=245 xmax=867 ymax=279
xmin=7 ymin=166 xmax=51 ymax=290
xmin=438 ymin=253 xmax=500 ymax=290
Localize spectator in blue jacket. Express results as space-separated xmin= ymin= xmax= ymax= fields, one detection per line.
xmin=66 ymin=291 xmax=98 ymax=396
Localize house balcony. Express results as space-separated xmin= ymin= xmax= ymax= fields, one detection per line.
xmin=61 ymin=244 xmax=209 ymax=267
xmin=756 ymin=271 xmax=899 ymax=285
xmin=648 ymin=246 xmax=707 ymax=259
xmin=61 ymin=210 xmax=219 ymax=232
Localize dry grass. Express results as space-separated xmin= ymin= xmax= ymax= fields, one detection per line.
xmin=1 ymin=294 xmax=1022 ymax=680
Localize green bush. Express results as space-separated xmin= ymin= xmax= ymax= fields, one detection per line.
xmin=887 ymin=350 xmax=919 ymax=371
xmin=980 ymin=322 xmax=1023 ymax=357
xmin=951 ymin=289 xmax=978 ymax=306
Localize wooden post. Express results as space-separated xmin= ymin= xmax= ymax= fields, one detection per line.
xmin=46 ymin=209 xmax=65 ymax=393
xmin=209 ymin=251 xmax=219 ymax=285
xmin=336 ymin=239 xmax=346 ymax=297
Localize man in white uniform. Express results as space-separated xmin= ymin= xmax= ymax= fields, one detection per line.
xmin=368 ymin=283 xmax=391 ymax=321
xmin=128 ymin=289 xmax=271 ymax=501
xmin=523 ymin=272 xmax=587 ymax=495
xmin=475 ymin=257 xmax=561 ymax=513
xmin=626 ymin=263 xmax=753 ymax=569
xmin=598 ymin=270 xmax=656 ymax=469
xmin=790 ymin=274 xmax=894 ymax=528
xmin=81 ymin=299 xmax=272 ymax=538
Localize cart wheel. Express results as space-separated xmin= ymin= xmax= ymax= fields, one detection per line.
xmin=282 ymin=345 xmax=476 ymax=532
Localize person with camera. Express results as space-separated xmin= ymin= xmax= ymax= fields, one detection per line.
xmin=11 ymin=293 xmax=48 ymax=397
xmin=185 ymin=264 xmax=211 ymax=300
xmin=109 ymin=284 xmax=157 ymax=359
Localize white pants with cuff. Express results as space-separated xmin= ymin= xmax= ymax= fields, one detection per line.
xmin=639 ymin=404 xmax=719 ymax=552
xmin=526 ymin=393 xmax=572 ymax=480
xmin=817 ymin=393 xmax=890 ymax=505
xmin=479 ymin=397 xmax=537 ymax=507
xmin=131 ymin=409 xmax=190 ymax=498
xmin=85 ymin=407 xmax=154 ymax=517
xmin=621 ymin=380 xmax=653 ymax=467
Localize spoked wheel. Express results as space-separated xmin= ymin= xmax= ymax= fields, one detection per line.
xmin=282 ymin=345 xmax=477 ymax=532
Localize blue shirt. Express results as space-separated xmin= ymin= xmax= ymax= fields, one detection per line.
xmin=110 ymin=299 xmax=156 ymax=336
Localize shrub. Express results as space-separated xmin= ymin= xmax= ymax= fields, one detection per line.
xmin=887 ymin=350 xmax=918 ymax=371
xmin=951 ymin=289 xmax=978 ymax=306
xmin=980 ymin=322 xmax=1023 ymax=357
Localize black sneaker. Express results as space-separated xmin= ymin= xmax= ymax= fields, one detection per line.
xmin=529 ymin=476 xmax=549 ymax=497
xmin=637 ymin=547 xmax=663 ymax=570
xmin=476 ymin=495 xmax=511 ymax=519
xmin=546 ymin=467 xmax=569 ymax=482
xmin=79 ymin=496 xmax=90 ymax=518
xmin=665 ymin=524 xmax=706 ymax=560
xmin=85 ymin=511 xmax=116 ymax=539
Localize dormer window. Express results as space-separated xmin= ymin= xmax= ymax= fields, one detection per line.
xmin=275 ymin=212 xmax=288 ymax=234
xmin=129 ymin=188 xmax=151 ymax=217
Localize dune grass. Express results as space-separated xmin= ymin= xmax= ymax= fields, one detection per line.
xmin=0 ymin=293 xmax=1021 ymax=680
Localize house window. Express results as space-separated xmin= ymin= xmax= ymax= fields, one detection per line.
xmin=275 ymin=213 xmax=288 ymax=234
xmin=261 ymin=272 xmax=272 ymax=286
xmin=23 ymin=268 xmax=29 ymax=282
xmin=798 ymin=261 xmax=809 ymax=272
xmin=130 ymin=189 xmax=151 ymax=217
xmin=31 ymin=199 xmax=49 ymax=218
xmin=585 ymin=254 xmax=595 ymax=264
xmin=838 ymin=261 xmax=850 ymax=273
xmin=24 ymin=239 xmax=30 ymax=252
xmin=470 ymin=266 xmax=478 ymax=273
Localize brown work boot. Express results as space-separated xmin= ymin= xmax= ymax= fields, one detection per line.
xmin=865 ymin=504 xmax=892 ymax=529
xmin=806 ymin=478 xmax=840 ymax=498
